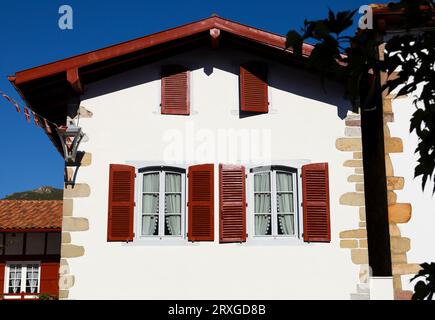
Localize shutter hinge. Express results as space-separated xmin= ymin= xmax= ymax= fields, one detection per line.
xmin=133 ymin=232 xmax=135 ymax=237
xmin=135 ymin=173 xmax=137 ymax=178
xmin=245 ymin=203 xmax=248 ymax=207
xmin=134 ymin=202 xmax=136 ymax=207
xmin=187 ymin=202 xmax=189 ymax=207
xmin=245 ymin=174 xmax=248 ymax=179
xmin=301 ymin=202 xmax=303 ymax=207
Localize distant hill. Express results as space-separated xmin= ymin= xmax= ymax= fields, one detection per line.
xmin=2 ymin=186 xmax=63 ymax=200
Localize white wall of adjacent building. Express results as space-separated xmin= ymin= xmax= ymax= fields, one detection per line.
xmin=389 ymin=95 xmax=435 ymax=291
xmin=66 ymin=46 xmax=361 ymax=299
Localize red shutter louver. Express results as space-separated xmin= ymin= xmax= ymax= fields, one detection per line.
xmin=240 ymin=63 xmax=268 ymax=113
xmin=219 ymin=164 xmax=246 ymax=243
xmin=0 ymin=263 xmax=5 ymax=295
xmin=188 ymin=164 xmax=214 ymax=241
xmin=39 ymin=262 xmax=59 ymax=297
xmin=302 ymin=163 xmax=331 ymax=242
xmin=161 ymin=65 xmax=190 ymax=115
xmin=108 ymin=164 xmax=135 ymax=242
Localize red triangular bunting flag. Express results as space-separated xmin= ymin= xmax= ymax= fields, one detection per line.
xmin=1 ymin=91 xmax=21 ymax=113
xmin=31 ymin=111 xmax=42 ymax=127
xmin=44 ymin=118 xmax=52 ymax=134
xmin=23 ymin=108 xmax=31 ymax=123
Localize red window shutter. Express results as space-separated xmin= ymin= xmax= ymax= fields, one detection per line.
xmin=108 ymin=164 xmax=135 ymax=242
xmin=302 ymin=163 xmax=331 ymax=242
xmin=161 ymin=65 xmax=190 ymax=115
xmin=0 ymin=263 xmax=4 ymax=295
xmin=39 ymin=262 xmax=59 ymax=297
xmin=240 ymin=63 xmax=268 ymax=113
xmin=188 ymin=164 xmax=214 ymax=241
xmin=219 ymin=164 xmax=246 ymax=243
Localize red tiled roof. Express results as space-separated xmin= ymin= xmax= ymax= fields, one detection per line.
xmin=0 ymin=200 xmax=62 ymax=230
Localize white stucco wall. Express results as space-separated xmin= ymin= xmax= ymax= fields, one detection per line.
xmin=67 ymin=46 xmax=360 ymax=299
xmin=388 ymin=96 xmax=435 ymax=291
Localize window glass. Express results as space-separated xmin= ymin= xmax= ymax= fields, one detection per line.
xmin=8 ymin=264 xmax=22 ymax=293
xmin=7 ymin=263 xmax=40 ymax=294
xmin=25 ymin=264 xmax=39 ymax=293
xmin=165 ymin=173 xmax=181 ymax=236
xmin=142 ymin=173 xmax=159 ymax=236
xmin=252 ymin=168 xmax=297 ymax=237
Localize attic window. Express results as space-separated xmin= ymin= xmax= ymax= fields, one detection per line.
xmin=161 ymin=65 xmax=190 ymax=115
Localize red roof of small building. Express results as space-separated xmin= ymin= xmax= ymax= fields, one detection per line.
xmin=0 ymin=200 xmax=62 ymax=230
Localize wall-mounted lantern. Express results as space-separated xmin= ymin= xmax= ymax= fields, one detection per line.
xmin=56 ymin=125 xmax=84 ymax=164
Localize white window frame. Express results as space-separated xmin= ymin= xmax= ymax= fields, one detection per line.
xmin=3 ymin=261 xmax=41 ymax=295
xmin=137 ymin=167 xmax=186 ymax=241
xmin=248 ymin=165 xmax=301 ymax=240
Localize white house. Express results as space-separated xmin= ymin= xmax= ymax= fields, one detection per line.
xmin=10 ymin=15 xmax=419 ymax=300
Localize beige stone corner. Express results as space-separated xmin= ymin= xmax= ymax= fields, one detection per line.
xmin=359 ymin=207 xmax=366 ymax=221
xmin=59 ymin=290 xmax=69 ymax=300
xmin=359 ymin=239 xmax=368 ymax=248
xmin=80 ymin=153 xmax=92 ymax=166
xmin=345 ymin=119 xmax=361 ymax=127
xmin=61 ymin=244 xmax=85 ymax=258
xmin=385 ymin=155 xmax=394 ymax=176
xmin=339 ymin=192 xmax=365 ymax=206
xmin=339 ymin=229 xmax=367 ymax=239
xmin=388 ymin=203 xmax=412 ymax=224
xmin=387 ymin=177 xmax=405 ymax=191
xmin=392 ymin=254 xmax=408 ymax=264
xmin=383 ymin=124 xmax=391 ymax=137
xmin=347 ymin=175 xmax=365 ymax=183
xmin=343 ymin=160 xmax=363 ymax=168
xmin=359 ymin=222 xmax=366 ymax=228
xmin=345 ymin=127 xmax=361 ymax=137
xmin=383 ymin=112 xmax=394 ymax=123
xmin=353 ymin=152 xmax=363 ymax=160
xmin=391 ymin=237 xmax=411 ymax=254
xmin=62 ymin=232 xmax=71 ymax=244
xmin=59 ymin=275 xmax=75 ymax=290
xmin=63 ymin=199 xmax=73 ymax=216
xmin=340 ymin=240 xmax=358 ymax=248
xmin=387 ymin=191 xmax=397 ymax=205
xmin=393 ymin=276 xmax=402 ymax=291
xmin=389 ymin=223 xmax=401 ymax=237
xmin=392 ymin=263 xmax=422 ymax=276
xmin=385 ymin=138 xmax=404 ymax=153
xmin=62 ymin=217 xmax=89 ymax=232
xmin=336 ymin=138 xmax=362 ymax=152
xmin=355 ymin=183 xmax=365 ymax=192
xmin=351 ymin=249 xmax=369 ymax=264
xmin=383 ymin=99 xmax=392 ymax=112
xmin=64 ymin=184 xmax=91 ymax=198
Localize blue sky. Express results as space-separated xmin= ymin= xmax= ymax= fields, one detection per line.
xmin=0 ymin=0 xmax=377 ymax=198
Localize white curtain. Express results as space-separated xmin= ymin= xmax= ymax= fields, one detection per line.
xmin=278 ymin=214 xmax=295 ymax=235
xmin=142 ymin=215 xmax=158 ymax=235
xmin=165 ymin=173 xmax=181 ymax=235
xmin=254 ymin=173 xmax=271 ymax=213
xmin=255 ymin=215 xmax=271 ymax=235
xmin=143 ymin=173 xmax=159 ymax=192
xmin=277 ymin=193 xmax=293 ymax=213
xmin=276 ymin=172 xmax=292 ymax=191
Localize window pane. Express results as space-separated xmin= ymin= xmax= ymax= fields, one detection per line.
xmin=277 ymin=193 xmax=293 ymax=213
xmin=142 ymin=194 xmax=159 ymax=213
xmin=8 ymin=264 xmax=22 ymax=294
xmin=142 ymin=215 xmax=158 ymax=236
xmin=277 ymin=172 xmax=292 ymax=191
xmin=143 ymin=173 xmax=159 ymax=192
xmin=165 ymin=173 xmax=181 ymax=192
xmin=165 ymin=194 xmax=181 ymax=214
xmin=25 ymin=233 xmax=45 ymax=255
xmin=278 ymin=214 xmax=295 ymax=235
xmin=25 ymin=264 xmax=39 ymax=294
xmin=254 ymin=215 xmax=271 ymax=235
xmin=165 ymin=216 xmax=181 ymax=236
xmin=254 ymin=194 xmax=271 ymax=213
xmin=254 ymin=172 xmax=270 ymax=192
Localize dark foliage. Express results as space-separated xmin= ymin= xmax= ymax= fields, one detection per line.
xmin=411 ymin=262 xmax=435 ymax=300
xmin=286 ymin=0 xmax=435 ymax=193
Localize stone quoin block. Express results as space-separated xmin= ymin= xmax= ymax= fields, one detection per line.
xmin=336 ymin=138 xmax=362 ymax=152
xmin=389 ymin=203 xmax=412 ymax=224
xmin=351 ymin=249 xmax=369 ymax=264
xmin=391 ymin=237 xmax=411 ymax=254
xmin=62 ymin=232 xmax=71 ymax=244
xmin=387 ymin=177 xmax=405 ymax=191
xmin=347 ymin=175 xmax=364 ymax=183
xmin=339 ymin=229 xmax=367 ymax=239
xmin=61 ymin=244 xmax=85 ymax=258
xmin=62 ymin=217 xmax=89 ymax=232
xmin=340 ymin=240 xmax=358 ymax=248
xmin=345 ymin=127 xmax=361 ymax=137
xmin=392 ymin=264 xmax=422 ymax=276
xmin=389 ymin=223 xmax=401 ymax=237
xmin=63 ymin=199 xmax=73 ymax=216
xmin=339 ymin=192 xmax=365 ymax=206
xmin=343 ymin=160 xmax=363 ymax=168
xmin=59 ymin=275 xmax=75 ymax=290
xmin=385 ymin=138 xmax=403 ymax=153
xmin=353 ymin=152 xmax=363 ymax=159
xmin=385 ymin=155 xmax=394 ymax=176
xmin=64 ymin=184 xmax=91 ymax=198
